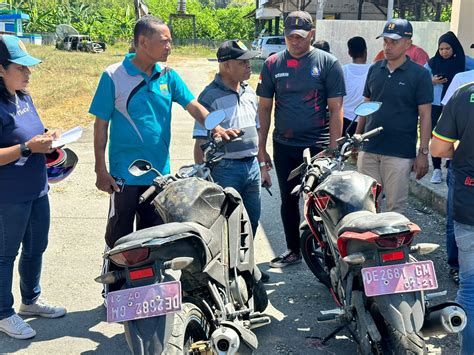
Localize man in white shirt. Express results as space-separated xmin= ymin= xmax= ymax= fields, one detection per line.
xmin=342 ymin=36 xmax=371 ymax=135
xmin=441 ymin=69 xmax=474 ymax=105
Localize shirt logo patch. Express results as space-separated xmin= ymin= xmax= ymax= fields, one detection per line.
xmin=160 ymin=83 xmax=168 ymax=93
xmin=275 ymin=72 xmax=289 ymax=78
xmin=311 ymin=66 xmax=320 ymax=77
xmin=470 ymin=93 xmax=474 ymax=103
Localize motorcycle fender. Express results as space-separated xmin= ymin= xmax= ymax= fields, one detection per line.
xmin=124 ymin=313 xmax=174 ymax=355
xmin=373 ymin=292 xmax=425 ymax=336
xmin=123 ymin=271 xmax=181 ymax=355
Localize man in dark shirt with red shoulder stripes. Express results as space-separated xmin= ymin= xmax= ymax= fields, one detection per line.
xmin=256 ymin=11 xmax=345 ymax=268
xmin=431 ymin=82 xmax=474 ymax=354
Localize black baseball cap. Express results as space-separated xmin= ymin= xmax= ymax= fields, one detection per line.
xmin=471 ymin=43 xmax=474 ymax=48
xmin=216 ymin=40 xmax=258 ymax=62
xmin=284 ymin=11 xmax=313 ymax=38
xmin=376 ymin=18 xmax=413 ymax=40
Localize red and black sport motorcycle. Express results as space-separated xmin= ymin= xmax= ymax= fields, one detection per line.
xmin=289 ymin=102 xmax=466 ymax=354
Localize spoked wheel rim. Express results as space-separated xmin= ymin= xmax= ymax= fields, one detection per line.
xmin=301 ymin=229 xmax=332 ymax=287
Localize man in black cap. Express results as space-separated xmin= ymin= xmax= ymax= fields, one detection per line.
xmin=193 ymin=39 xmax=270 ymax=281
xmin=257 ymin=11 xmax=345 ymax=268
xmin=356 ymin=18 xmax=433 ymax=213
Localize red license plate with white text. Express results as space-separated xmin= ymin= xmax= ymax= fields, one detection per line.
xmin=106 ymin=281 xmax=182 ymax=323
xmin=362 ymin=260 xmax=438 ymax=297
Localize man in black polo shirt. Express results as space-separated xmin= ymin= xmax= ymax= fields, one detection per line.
xmin=257 ymin=11 xmax=345 ymax=268
xmin=431 ymin=82 xmax=474 ymax=355
xmin=356 ymin=18 xmax=433 ymax=213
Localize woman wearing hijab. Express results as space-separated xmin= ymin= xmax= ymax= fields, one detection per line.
xmin=425 ymin=31 xmax=465 ymax=184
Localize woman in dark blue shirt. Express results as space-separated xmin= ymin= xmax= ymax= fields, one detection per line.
xmin=0 ymin=35 xmax=66 ymax=339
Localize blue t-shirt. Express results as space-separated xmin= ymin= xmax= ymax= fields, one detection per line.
xmin=0 ymin=95 xmax=48 ymax=203
xmin=89 ymin=54 xmax=195 ymax=185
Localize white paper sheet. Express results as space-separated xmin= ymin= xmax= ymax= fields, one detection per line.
xmin=52 ymin=126 xmax=83 ymax=148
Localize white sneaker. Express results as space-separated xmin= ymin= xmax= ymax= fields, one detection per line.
xmin=430 ymin=169 xmax=442 ymax=184
xmin=19 ymin=299 xmax=66 ymax=319
xmin=0 ymin=314 xmax=36 ymax=339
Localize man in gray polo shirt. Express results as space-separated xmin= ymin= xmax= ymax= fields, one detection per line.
xmin=193 ymin=39 xmax=271 ymax=248
xmin=356 ymin=19 xmax=433 ymax=213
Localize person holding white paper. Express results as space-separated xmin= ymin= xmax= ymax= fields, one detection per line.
xmin=0 ymin=35 xmax=66 ymax=340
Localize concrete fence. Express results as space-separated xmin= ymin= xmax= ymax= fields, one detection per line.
xmin=315 ymin=20 xmax=451 ymax=65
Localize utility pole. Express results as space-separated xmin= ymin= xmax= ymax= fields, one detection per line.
xmin=387 ymin=0 xmax=394 ymax=20
xmin=315 ymin=0 xmax=325 ymax=20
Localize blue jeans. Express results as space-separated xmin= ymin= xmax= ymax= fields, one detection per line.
xmin=454 ymin=221 xmax=474 ymax=354
xmin=447 ymin=165 xmax=459 ymax=269
xmin=211 ymin=158 xmax=261 ymax=236
xmin=0 ymin=195 xmax=50 ymax=319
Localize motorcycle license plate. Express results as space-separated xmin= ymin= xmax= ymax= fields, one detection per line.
xmin=361 ymin=260 xmax=438 ymax=297
xmin=106 ymin=281 xmax=182 ymax=323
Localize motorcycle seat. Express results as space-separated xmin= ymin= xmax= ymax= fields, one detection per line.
xmin=114 ymin=222 xmax=214 ymax=247
xmin=336 ymin=211 xmax=412 ymax=237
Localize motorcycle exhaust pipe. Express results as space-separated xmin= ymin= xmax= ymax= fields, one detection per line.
xmin=421 ymin=302 xmax=467 ymax=337
xmin=210 ymin=326 xmax=240 ymax=355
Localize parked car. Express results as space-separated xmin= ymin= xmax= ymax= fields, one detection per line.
xmin=56 ymin=35 xmax=106 ymax=53
xmin=256 ymin=36 xmax=286 ymax=59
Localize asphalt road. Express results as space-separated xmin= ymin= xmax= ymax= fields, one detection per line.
xmin=0 ymin=58 xmax=458 ymax=354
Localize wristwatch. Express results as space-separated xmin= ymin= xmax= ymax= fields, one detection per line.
xmin=419 ymin=147 xmax=429 ymax=155
xmin=20 ymin=143 xmax=32 ymax=157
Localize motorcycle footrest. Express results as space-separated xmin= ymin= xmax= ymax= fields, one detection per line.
xmin=248 ymin=315 xmax=271 ymax=329
xmin=317 ymin=308 xmax=346 ymax=323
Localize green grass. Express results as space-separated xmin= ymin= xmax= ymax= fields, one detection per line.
xmin=172 ymin=45 xmax=216 ymax=58
xmin=25 ymin=42 xmax=216 ymax=130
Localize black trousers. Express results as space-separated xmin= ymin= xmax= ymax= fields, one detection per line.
xmin=431 ymin=105 xmax=443 ymax=170
xmin=273 ymin=141 xmax=322 ymax=253
xmin=105 ymin=185 xmax=163 ymax=248
xmin=104 ymin=185 xmax=163 ymax=292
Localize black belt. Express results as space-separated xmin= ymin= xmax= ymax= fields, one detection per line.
xmin=223 ymin=156 xmax=255 ymax=162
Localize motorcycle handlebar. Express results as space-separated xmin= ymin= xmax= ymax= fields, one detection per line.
xmin=360 ymin=127 xmax=383 ymax=141
xmin=139 ymin=185 xmax=156 ymax=204
xmin=213 ymin=129 xmax=245 ymax=146
xmin=303 ymin=174 xmax=316 ymax=194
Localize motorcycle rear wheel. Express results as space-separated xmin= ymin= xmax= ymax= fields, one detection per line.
xmin=369 ymin=303 xmax=427 ymax=355
xmin=165 ymin=303 xmax=210 ymax=354
xmin=300 ymin=228 xmax=332 ymax=288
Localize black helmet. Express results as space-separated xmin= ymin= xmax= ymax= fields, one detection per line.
xmin=45 ymin=148 xmax=78 ymax=183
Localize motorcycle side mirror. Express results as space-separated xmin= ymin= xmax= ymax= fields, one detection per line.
xmin=353 ymin=101 xmax=382 ymax=117
xmin=129 ymin=159 xmax=159 ymax=177
xmin=204 ymin=109 xmax=226 ymax=130
xmin=303 ymin=148 xmax=312 ymax=166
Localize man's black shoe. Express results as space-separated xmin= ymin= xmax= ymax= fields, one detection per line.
xmin=260 ymin=271 xmax=270 ymax=283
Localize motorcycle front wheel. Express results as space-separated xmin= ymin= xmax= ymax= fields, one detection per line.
xmin=165 ymin=303 xmax=211 ymax=354
xmin=300 ymin=228 xmax=332 ymax=288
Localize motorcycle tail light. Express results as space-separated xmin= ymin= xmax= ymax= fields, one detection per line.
xmin=375 ymin=234 xmax=414 ymax=249
xmin=380 ymin=250 xmax=405 ymax=262
xmin=109 ymin=248 xmax=150 ymax=266
xmin=129 ymin=267 xmax=154 ymax=280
